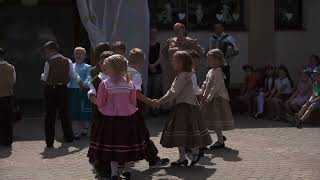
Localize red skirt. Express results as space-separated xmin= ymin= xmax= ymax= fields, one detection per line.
xmin=87 ymin=111 xmax=146 ymax=162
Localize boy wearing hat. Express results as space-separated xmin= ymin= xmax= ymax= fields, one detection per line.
xmin=40 ymin=41 xmax=84 ymax=148
xmin=0 ymin=48 xmax=16 ymax=146
xmin=295 ymin=67 xmax=320 ymax=128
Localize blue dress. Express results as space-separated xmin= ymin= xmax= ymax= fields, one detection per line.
xmin=68 ymin=63 xmax=92 ymax=121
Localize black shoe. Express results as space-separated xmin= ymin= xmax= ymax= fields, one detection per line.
xmin=111 ymin=175 xmax=118 ymax=180
xmin=74 ymin=134 xmax=80 ymax=140
xmin=64 ymin=138 xmax=74 ymax=143
xmin=120 ymin=172 xmax=131 ymax=180
xmin=171 ymin=159 xmax=188 ymax=167
xmin=210 ymin=142 xmax=225 ymax=149
xmin=190 ymin=154 xmax=201 ymax=166
xmin=149 ymin=158 xmax=170 ymax=168
xmin=223 ymin=136 xmax=227 ymax=141
xmin=46 ymin=144 xmax=54 ymax=148
xmin=296 ymin=120 xmax=303 ymax=129
xmin=254 ymin=113 xmax=264 ymax=119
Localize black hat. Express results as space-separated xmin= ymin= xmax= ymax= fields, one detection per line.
xmin=41 ymin=41 xmax=59 ymax=52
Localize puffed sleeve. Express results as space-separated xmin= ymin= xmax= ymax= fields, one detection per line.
xmin=96 ymin=82 xmax=108 ymax=108
xmin=159 ymin=74 xmax=188 ymax=104
xmin=207 ymin=69 xmax=225 ymax=101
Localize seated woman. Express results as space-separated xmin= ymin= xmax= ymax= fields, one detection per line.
xmin=294 ymin=67 xmax=320 ymax=128
xmin=285 ymin=70 xmax=312 ymax=117
xmin=238 ymin=64 xmax=257 ymax=115
xmin=267 ymin=65 xmax=294 ymax=121
xmin=254 ymin=65 xmax=276 ymax=118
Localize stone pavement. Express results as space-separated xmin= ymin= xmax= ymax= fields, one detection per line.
xmin=0 ymin=114 xmax=320 ymax=180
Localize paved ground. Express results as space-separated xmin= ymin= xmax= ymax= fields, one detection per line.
xmin=1 ymin=114 xmax=320 ymax=180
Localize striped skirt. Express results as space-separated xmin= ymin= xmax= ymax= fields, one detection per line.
xmin=202 ymin=97 xmax=234 ymax=131
xmin=160 ymin=103 xmax=212 ymax=148
xmin=87 ymin=111 xmax=146 ymax=162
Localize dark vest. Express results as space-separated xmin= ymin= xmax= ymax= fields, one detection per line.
xmin=47 ymin=56 xmax=69 ymax=84
xmin=211 ymin=34 xmax=234 ymax=57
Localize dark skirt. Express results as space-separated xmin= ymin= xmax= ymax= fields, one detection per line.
xmin=160 ymin=103 xmax=212 ymax=148
xmin=87 ymin=111 xmax=146 ymax=162
xmin=68 ymin=88 xmax=92 ymax=121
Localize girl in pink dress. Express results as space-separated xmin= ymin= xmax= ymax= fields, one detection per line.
xmin=87 ymin=54 xmax=145 ymax=180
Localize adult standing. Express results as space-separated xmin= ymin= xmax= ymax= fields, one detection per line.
xmin=148 ymin=29 xmax=162 ymax=116
xmin=0 ymin=48 xmax=16 ymax=146
xmin=161 ymin=23 xmax=204 ymax=94
xmin=209 ymin=23 xmax=239 ymax=89
xmin=40 ymin=41 xmax=84 ymax=148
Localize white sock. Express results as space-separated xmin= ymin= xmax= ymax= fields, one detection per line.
xmin=110 ymin=161 xmax=118 ymax=177
xmin=178 ymin=147 xmax=187 ymax=161
xmin=257 ymin=93 xmax=265 ymax=114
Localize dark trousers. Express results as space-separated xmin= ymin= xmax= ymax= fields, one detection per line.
xmin=221 ymin=64 xmax=231 ymax=89
xmin=44 ymin=85 xmax=73 ymax=145
xmin=137 ymin=109 xmax=160 ymax=164
xmin=0 ymin=96 xmax=13 ymax=145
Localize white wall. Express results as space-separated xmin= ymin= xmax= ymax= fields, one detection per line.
xmin=275 ymin=0 xmax=320 ymax=82
xmin=157 ymin=31 xmax=248 ymax=84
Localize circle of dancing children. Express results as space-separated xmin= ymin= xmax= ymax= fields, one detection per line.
xmin=67 ymin=47 xmax=92 ymax=139
xmin=154 ymin=51 xmax=213 ymax=166
xmin=199 ymin=49 xmax=235 ymax=149
xmin=87 ymin=54 xmax=146 ymax=180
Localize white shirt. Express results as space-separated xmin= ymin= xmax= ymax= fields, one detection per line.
xmin=191 ymin=72 xmax=201 ymax=95
xmin=40 ymin=54 xmax=81 ymax=83
xmin=0 ymin=60 xmax=16 ymax=83
xmin=127 ymin=67 xmax=143 ymax=91
xmin=275 ymin=78 xmax=292 ymax=94
xmin=87 ymin=72 xmax=109 ymax=98
xmin=209 ymin=32 xmax=238 ymax=51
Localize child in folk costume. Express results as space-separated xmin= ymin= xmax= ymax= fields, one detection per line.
xmin=156 ymin=51 xmax=212 ymax=166
xmin=90 ymin=43 xmax=112 ymax=78
xmin=87 ymin=55 xmax=145 ymax=180
xmin=127 ymin=48 xmax=170 ymax=168
xmin=200 ymin=49 xmax=234 ymax=149
xmin=68 ymin=47 xmax=92 ymax=139
xmin=87 ymin=50 xmax=114 ymax=177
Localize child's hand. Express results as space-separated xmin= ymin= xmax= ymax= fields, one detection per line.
xmin=89 ymin=94 xmax=97 ymax=104
xmin=151 ymin=99 xmax=161 ymax=109
xmin=197 ymin=95 xmax=206 ymax=102
xmin=200 ymin=99 xmax=209 ymax=110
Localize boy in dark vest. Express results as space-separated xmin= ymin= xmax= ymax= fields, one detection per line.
xmin=0 ymin=48 xmax=16 ymax=146
xmin=40 ymin=41 xmax=84 ymax=148
xmin=90 ymin=43 xmax=112 ymax=79
xmin=209 ymin=23 xmax=239 ymax=89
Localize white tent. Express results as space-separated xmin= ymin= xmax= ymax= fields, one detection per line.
xmin=76 ymin=0 xmax=150 ymax=89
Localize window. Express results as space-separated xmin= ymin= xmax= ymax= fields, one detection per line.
xmin=275 ymin=0 xmax=303 ymax=30
xmin=149 ymin=0 xmax=245 ymax=30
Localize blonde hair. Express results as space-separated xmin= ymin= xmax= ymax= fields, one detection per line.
xmin=207 ymin=49 xmax=225 ymax=65
xmin=103 ymin=54 xmax=128 ymax=76
xmin=74 ymin=47 xmax=86 ymax=54
xmin=174 ymin=51 xmax=193 ymax=72
xmin=128 ymin=48 xmax=145 ymax=66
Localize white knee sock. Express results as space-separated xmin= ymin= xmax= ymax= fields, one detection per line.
xmin=257 ymin=93 xmax=265 ymax=114
xmin=110 ymin=161 xmax=118 ymax=176
xmin=178 ymin=147 xmax=187 ymax=161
